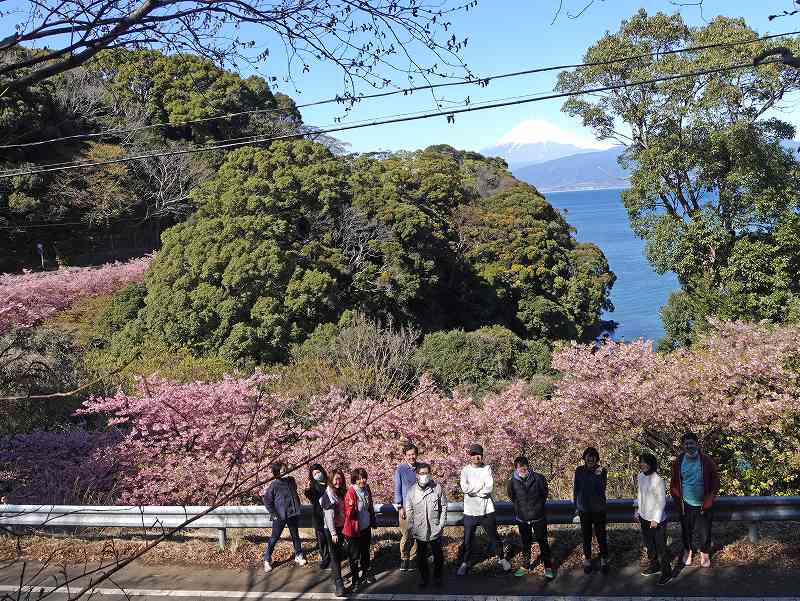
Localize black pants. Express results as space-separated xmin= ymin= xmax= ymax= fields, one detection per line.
xmin=518 ymin=519 xmax=553 ymax=568
xmin=680 ymin=504 xmax=712 ymax=553
xmin=314 ymin=526 xmax=330 ymax=565
xmin=639 ymin=517 xmax=671 ymax=575
xmin=264 ymin=515 xmax=302 ymax=562
xmin=324 ymin=529 xmax=346 ymax=586
xmin=578 ymin=511 xmax=608 ymax=560
xmin=463 ymin=513 xmax=504 ymax=564
xmin=346 ymin=527 xmax=372 ymax=578
xmin=416 ymin=538 xmax=444 ymax=582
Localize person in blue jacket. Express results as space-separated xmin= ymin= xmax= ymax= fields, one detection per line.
xmin=394 ymin=442 xmax=420 ymax=571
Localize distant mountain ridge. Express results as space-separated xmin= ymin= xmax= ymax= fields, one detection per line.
xmin=512 ymin=147 xmax=628 ymax=192
xmin=481 ymin=140 xmax=598 ymax=168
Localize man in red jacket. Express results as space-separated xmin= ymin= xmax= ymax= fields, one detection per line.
xmin=669 ymin=432 xmax=720 ymax=568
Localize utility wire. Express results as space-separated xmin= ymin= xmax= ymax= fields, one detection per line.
xmin=1 ymin=29 xmax=797 ymax=151
xmin=0 ymin=59 xmax=774 ymax=179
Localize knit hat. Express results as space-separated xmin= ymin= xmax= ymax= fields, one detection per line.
xmin=468 ymin=443 xmax=484 ymax=456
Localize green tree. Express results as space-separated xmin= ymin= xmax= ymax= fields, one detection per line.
xmin=557 ymin=11 xmax=800 ymax=345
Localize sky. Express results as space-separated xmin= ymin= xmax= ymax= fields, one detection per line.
xmin=238 ymin=0 xmax=800 ymax=154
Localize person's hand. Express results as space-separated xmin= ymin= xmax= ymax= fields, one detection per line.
xmin=572 ymin=514 xmax=580 ymax=524
xmin=332 ymin=534 xmax=339 ymax=544
xmin=399 ymin=507 xmax=406 ymax=520
xmin=594 ymin=466 xmax=603 ymax=476
xmin=650 ymin=520 xmax=658 ymax=529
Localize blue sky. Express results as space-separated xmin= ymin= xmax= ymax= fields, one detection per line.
xmin=247 ymin=0 xmax=800 ymax=154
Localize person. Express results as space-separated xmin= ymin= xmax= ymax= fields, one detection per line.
xmin=405 ymin=462 xmax=447 ymax=587
xmin=304 ymin=463 xmax=330 ymax=569
xmin=321 ymin=468 xmax=349 ymax=597
xmin=573 ymin=447 xmax=609 ymax=574
xmin=343 ymin=468 xmax=376 ymax=590
xmin=457 ymin=443 xmax=512 ymax=576
xmin=262 ymin=462 xmax=308 ymax=572
xmin=506 ymin=456 xmax=555 ymax=580
xmin=634 ymin=453 xmax=672 ymax=586
xmin=393 ymin=442 xmax=419 ymax=572
xmin=670 ymin=432 xmax=720 ymax=568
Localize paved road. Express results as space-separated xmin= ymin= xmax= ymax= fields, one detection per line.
xmin=1 ymin=559 xmax=798 ymax=600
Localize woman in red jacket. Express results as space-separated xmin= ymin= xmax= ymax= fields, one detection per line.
xmin=343 ymin=468 xmax=376 ymax=589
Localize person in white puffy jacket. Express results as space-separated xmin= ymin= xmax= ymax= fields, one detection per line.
xmin=634 ymin=453 xmax=673 ymax=586
xmin=456 ymin=443 xmax=512 ymax=576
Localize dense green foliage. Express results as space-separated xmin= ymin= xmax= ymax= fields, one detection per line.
xmin=103 ymin=141 xmax=614 ymax=365
xmin=557 ymin=10 xmax=800 ymax=349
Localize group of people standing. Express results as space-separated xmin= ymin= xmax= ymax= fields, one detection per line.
xmin=261 ymin=432 xmax=719 ymax=596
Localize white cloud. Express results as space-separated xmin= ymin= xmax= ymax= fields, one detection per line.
xmin=495 ymin=119 xmax=614 ymax=149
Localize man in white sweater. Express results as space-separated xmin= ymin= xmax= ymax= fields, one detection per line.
xmin=457 ymin=443 xmax=512 ymax=576
xmin=634 ymin=453 xmax=673 ymax=586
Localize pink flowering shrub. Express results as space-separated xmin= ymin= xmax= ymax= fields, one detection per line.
xmin=0 ymin=255 xmax=152 ymax=334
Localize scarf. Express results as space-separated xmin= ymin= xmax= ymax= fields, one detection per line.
xmin=353 ymin=484 xmax=370 ymax=512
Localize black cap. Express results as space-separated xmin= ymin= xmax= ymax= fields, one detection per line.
xmin=468 ymin=443 xmax=484 ymax=456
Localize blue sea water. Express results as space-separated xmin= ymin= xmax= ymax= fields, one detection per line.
xmin=545 ymin=189 xmax=680 ymax=343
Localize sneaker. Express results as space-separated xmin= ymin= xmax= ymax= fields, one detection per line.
xmin=434 ymin=575 xmax=443 ymax=586
xmin=600 ymin=557 xmax=610 ymax=574
xmin=400 ymin=559 xmax=410 ymax=572
xmin=295 ymin=555 xmax=307 ymax=566
xmin=682 ymin=550 xmax=693 ymax=565
xmin=456 ymin=562 xmax=468 ymax=576
xmin=334 ymin=580 xmax=346 ymax=597
xmin=500 ymin=558 xmax=512 ymax=572
xmin=700 ymin=552 xmax=711 ymax=568
xmin=263 ymin=561 xmax=272 ymax=573
xmin=583 ymin=559 xmax=592 ymax=574
xmin=513 ymin=567 xmax=527 ymax=577
xmin=544 ymin=567 xmax=556 ymax=580
xmin=641 ymin=564 xmax=661 ymax=576
xmin=657 ymin=573 xmax=673 ymax=586
xmin=319 ymin=559 xmax=331 ymax=570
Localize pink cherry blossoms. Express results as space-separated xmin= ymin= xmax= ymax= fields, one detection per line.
xmin=0 ymin=255 xmax=152 ymax=334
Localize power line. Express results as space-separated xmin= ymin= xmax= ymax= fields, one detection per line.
xmin=1 ymin=29 xmax=797 ymax=151
xmin=0 ymin=59 xmax=771 ymax=179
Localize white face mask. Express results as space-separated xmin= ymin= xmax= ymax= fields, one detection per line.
xmin=418 ymin=474 xmax=431 ymax=487
xmin=313 ymin=472 xmax=325 ymax=483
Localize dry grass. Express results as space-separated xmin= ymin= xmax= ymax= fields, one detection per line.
xmin=3 ymin=521 xmax=799 ymax=575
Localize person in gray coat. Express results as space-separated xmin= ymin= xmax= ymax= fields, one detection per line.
xmin=404 ymin=463 xmax=447 ymax=587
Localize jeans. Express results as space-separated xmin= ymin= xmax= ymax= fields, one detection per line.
xmin=346 ymin=527 xmax=372 ymax=579
xmin=314 ymin=526 xmax=330 ymax=566
xmin=324 ymin=528 xmax=346 ymax=587
xmin=578 ymin=511 xmax=608 ymax=560
xmin=264 ymin=515 xmax=303 ymax=562
xmin=639 ymin=517 xmax=671 ymax=575
xmin=680 ymin=503 xmax=712 ymax=553
xmin=462 ymin=513 xmax=504 ymax=565
xmin=416 ymin=538 xmax=444 ymax=582
xmin=518 ymin=519 xmax=553 ymax=568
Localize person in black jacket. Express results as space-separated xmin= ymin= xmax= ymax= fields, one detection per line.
xmin=572 ymin=447 xmax=609 ymax=574
xmin=304 ymin=463 xmax=330 ymax=569
xmin=506 ymin=456 xmax=555 ymax=580
xmin=262 ymin=462 xmax=307 ymax=572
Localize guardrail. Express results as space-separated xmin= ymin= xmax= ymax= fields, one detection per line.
xmin=3 ymin=496 xmax=798 ymax=549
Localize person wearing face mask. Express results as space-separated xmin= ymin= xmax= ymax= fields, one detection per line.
xmin=262 ymin=462 xmax=307 ymax=572
xmin=393 ymin=442 xmax=420 ymax=572
xmin=457 ymin=443 xmax=512 ymax=576
xmin=343 ymin=468 xmax=377 ymax=590
xmin=572 ymin=447 xmax=609 ymax=574
xmin=670 ymin=432 xmax=719 ymax=568
xmin=506 ymin=456 xmax=555 ymax=580
xmin=320 ymin=469 xmax=348 ymax=597
xmin=404 ymin=463 xmax=448 ymax=587
xmin=305 ymin=464 xmax=331 ymax=570
xmin=634 ymin=453 xmax=672 ymax=586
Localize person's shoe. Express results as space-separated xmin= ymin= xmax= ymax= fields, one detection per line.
xmin=434 ymin=575 xmax=443 ymax=587
xmin=544 ymin=567 xmax=556 ymax=581
xmin=657 ymin=573 xmax=673 ymax=586
xmin=600 ymin=557 xmax=610 ymax=574
xmin=500 ymin=558 xmax=512 ymax=572
xmin=513 ymin=567 xmax=527 ymax=577
xmin=583 ymin=559 xmax=592 ymax=574
xmin=295 ymin=554 xmax=307 ymax=566
xmin=641 ymin=563 xmax=660 ymax=576
xmin=682 ymin=549 xmax=693 ymax=565
xmin=319 ymin=559 xmax=331 ymax=570
xmin=456 ymin=562 xmax=469 ymax=576
xmin=263 ymin=561 xmax=272 ymax=573
xmin=334 ymin=580 xmax=347 ymax=597
xmin=400 ymin=559 xmax=410 ymax=572
xmin=700 ymin=552 xmax=711 ymax=567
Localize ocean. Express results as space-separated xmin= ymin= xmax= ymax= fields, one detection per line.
xmin=545 ymin=188 xmax=680 ymax=343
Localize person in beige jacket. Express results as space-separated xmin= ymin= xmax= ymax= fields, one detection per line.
xmin=404 ymin=463 xmax=447 ymax=587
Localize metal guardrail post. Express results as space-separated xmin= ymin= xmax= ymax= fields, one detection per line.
xmin=748 ymin=522 xmax=760 ymax=544
xmin=217 ymin=528 xmax=227 ymax=550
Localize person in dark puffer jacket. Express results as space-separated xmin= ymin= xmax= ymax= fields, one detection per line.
xmin=506 ymin=456 xmax=555 ymax=580
xmin=262 ymin=462 xmax=307 ymax=572
xmin=573 ymin=447 xmax=609 ymax=574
